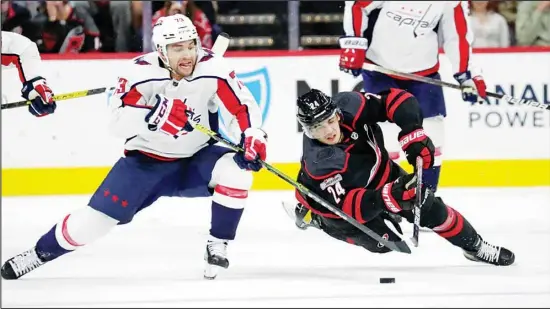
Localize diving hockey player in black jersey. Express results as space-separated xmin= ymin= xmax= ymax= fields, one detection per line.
xmin=285 ymin=88 xmax=514 ymax=266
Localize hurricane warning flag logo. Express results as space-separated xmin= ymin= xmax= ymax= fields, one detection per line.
xmin=218 ymin=67 xmax=271 ymax=143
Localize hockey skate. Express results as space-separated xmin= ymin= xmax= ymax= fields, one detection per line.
xmin=463 ymin=236 xmax=515 ymax=266
xmin=281 ymin=201 xmax=321 ymax=230
xmin=204 ymin=237 xmax=229 ymax=280
xmin=1 ymin=247 xmax=46 ymax=280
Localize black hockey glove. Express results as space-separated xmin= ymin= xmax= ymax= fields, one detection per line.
xmin=378 ymin=174 xmax=434 ymax=213
xmin=398 ymin=125 xmax=435 ymax=169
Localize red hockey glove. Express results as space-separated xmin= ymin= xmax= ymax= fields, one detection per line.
xmin=338 ymin=36 xmax=368 ymax=77
xmin=145 ymin=94 xmax=194 ymax=138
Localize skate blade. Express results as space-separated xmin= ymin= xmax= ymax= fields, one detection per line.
xmin=203 ymin=262 xmax=224 ymax=280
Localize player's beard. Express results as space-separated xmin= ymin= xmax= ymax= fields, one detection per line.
xmin=167 ymin=51 xmax=197 ymax=79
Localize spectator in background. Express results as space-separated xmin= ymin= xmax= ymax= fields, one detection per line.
xmin=516 ymin=1 xmax=550 ymax=46
xmin=469 ymin=0 xmax=510 ymax=48
xmin=29 ymin=0 xmax=101 ymax=53
xmin=71 ymin=1 xmax=133 ymax=52
xmin=152 ymin=0 xmax=213 ymax=48
xmin=497 ymin=0 xmax=518 ymax=45
xmin=1 ymin=0 xmax=31 ymax=34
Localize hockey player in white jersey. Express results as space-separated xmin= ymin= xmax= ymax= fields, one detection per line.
xmin=1 ymin=15 xmax=267 ymax=280
xmin=1 ymin=31 xmax=57 ymax=117
xmin=339 ymin=1 xmax=488 ymax=192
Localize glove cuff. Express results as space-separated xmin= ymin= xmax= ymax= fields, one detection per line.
xmin=379 ymin=182 xmax=402 ymax=214
xmin=21 ymin=76 xmax=47 ymax=99
xmin=398 ymin=126 xmax=427 ymax=150
xmin=339 ymin=36 xmax=368 ymax=49
xmin=398 ymin=124 xmax=423 ymax=138
xmin=453 ymin=71 xmax=473 ymax=84
xmin=243 ymin=127 xmax=268 ymax=139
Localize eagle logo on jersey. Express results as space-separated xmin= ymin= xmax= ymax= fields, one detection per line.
xmin=218 ymin=67 xmax=271 ymax=143
xmin=134 ymin=56 xmax=151 ymax=65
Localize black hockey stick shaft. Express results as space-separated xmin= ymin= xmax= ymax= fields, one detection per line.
xmin=410 ymin=157 xmax=424 ymax=247
xmin=362 ymin=63 xmax=550 ymax=112
xmin=191 ymin=122 xmax=412 ymax=254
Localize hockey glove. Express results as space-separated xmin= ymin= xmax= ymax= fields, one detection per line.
xmin=338 ymin=36 xmax=368 ymax=77
xmin=454 ymin=71 xmax=488 ymax=105
xmin=145 ymin=94 xmax=194 ymax=138
xmin=379 ymin=174 xmax=434 ymax=213
xmin=233 ymin=128 xmax=267 ymax=172
xmin=21 ymin=76 xmax=57 ymax=117
xmin=398 ymin=125 xmax=435 ymax=169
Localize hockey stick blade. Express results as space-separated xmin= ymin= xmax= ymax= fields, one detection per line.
xmin=2 ymin=87 xmax=114 ymax=110
xmin=190 ymin=121 xmax=411 ymax=254
xmin=362 ymin=63 xmax=550 ymax=112
xmin=410 ymin=157 xmax=424 ymax=247
xmin=211 ymin=32 xmax=230 ymax=56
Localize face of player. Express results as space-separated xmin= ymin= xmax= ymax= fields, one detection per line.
xmin=166 ymin=39 xmax=197 ymax=79
xmin=309 ymin=113 xmax=342 ymax=145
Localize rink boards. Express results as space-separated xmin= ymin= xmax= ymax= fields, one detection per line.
xmin=2 ymin=48 xmax=549 ymax=196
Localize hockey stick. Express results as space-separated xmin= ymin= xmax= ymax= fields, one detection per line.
xmin=1 ymin=87 xmax=114 ymax=110
xmin=211 ymin=32 xmax=230 ymax=55
xmin=362 ymin=63 xmax=550 ymax=112
xmin=190 ymin=122 xmax=412 ymax=254
xmin=1 ymin=33 xmax=232 ymax=111
xmin=410 ymin=157 xmax=424 ymax=247
xmin=202 ymin=33 xmax=408 ymax=253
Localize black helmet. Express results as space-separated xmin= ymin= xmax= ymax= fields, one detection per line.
xmin=296 ymin=89 xmax=339 ymax=126
xmin=296 ymin=89 xmax=341 ymax=139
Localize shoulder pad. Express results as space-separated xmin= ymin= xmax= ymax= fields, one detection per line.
xmin=194 ymin=55 xmax=229 ymax=78
xmin=333 ymin=91 xmax=365 ymax=117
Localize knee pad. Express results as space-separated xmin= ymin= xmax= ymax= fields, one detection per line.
xmin=423 ymin=116 xmax=445 ymax=166
xmin=418 ymin=196 xmax=449 ymax=228
xmin=209 ymin=153 xmax=253 ymax=209
xmin=55 ymin=206 xmax=119 ymax=251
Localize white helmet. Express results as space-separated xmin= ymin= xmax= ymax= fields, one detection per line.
xmin=152 ymin=14 xmax=200 ymax=67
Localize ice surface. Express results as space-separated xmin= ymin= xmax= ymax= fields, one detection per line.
xmin=2 ymin=187 xmax=550 ymax=307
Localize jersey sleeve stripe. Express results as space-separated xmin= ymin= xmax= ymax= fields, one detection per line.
xmin=119 ymin=78 xmax=170 ymax=109
xmin=1 ymin=54 xmax=26 ymax=83
xmin=453 ymin=2 xmax=470 ymax=72
xmin=387 ymin=92 xmax=413 ymax=121
xmin=342 ymin=188 xmax=361 ymax=219
xmin=351 ymin=1 xmax=373 ymax=36
xmin=353 ymin=189 xmax=367 ymax=223
xmin=217 ymin=78 xmax=251 ymax=131
xmin=385 ymin=89 xmax=412 ymax=121
xmin=121 ymin=87 xmax=148 ymax=108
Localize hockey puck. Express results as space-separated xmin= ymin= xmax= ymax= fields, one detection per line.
xmin=379 ymin=277 xmax=395 ymax=284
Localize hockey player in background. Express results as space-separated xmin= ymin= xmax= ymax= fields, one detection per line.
xmin=1 ymin=31 xmax=57 ymax=117
xmin=284 ymin=89 xmax=513 ymax=266
xmin=339 ymin=1 xmax=488 ymax=192
xmin=1 ymin=14 xmax=267 ymax=280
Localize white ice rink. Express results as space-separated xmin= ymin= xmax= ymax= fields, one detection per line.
xmin=2 ymin=187 xmax=550 ymax=308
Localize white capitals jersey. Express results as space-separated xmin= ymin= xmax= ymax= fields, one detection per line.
xmin=107 ymin=50 xmax=262 ymax=159
xmin=343 ymin=1 xmax=477 ymax=76
xmin=1 ymin=31 xmax=44 ymax=83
